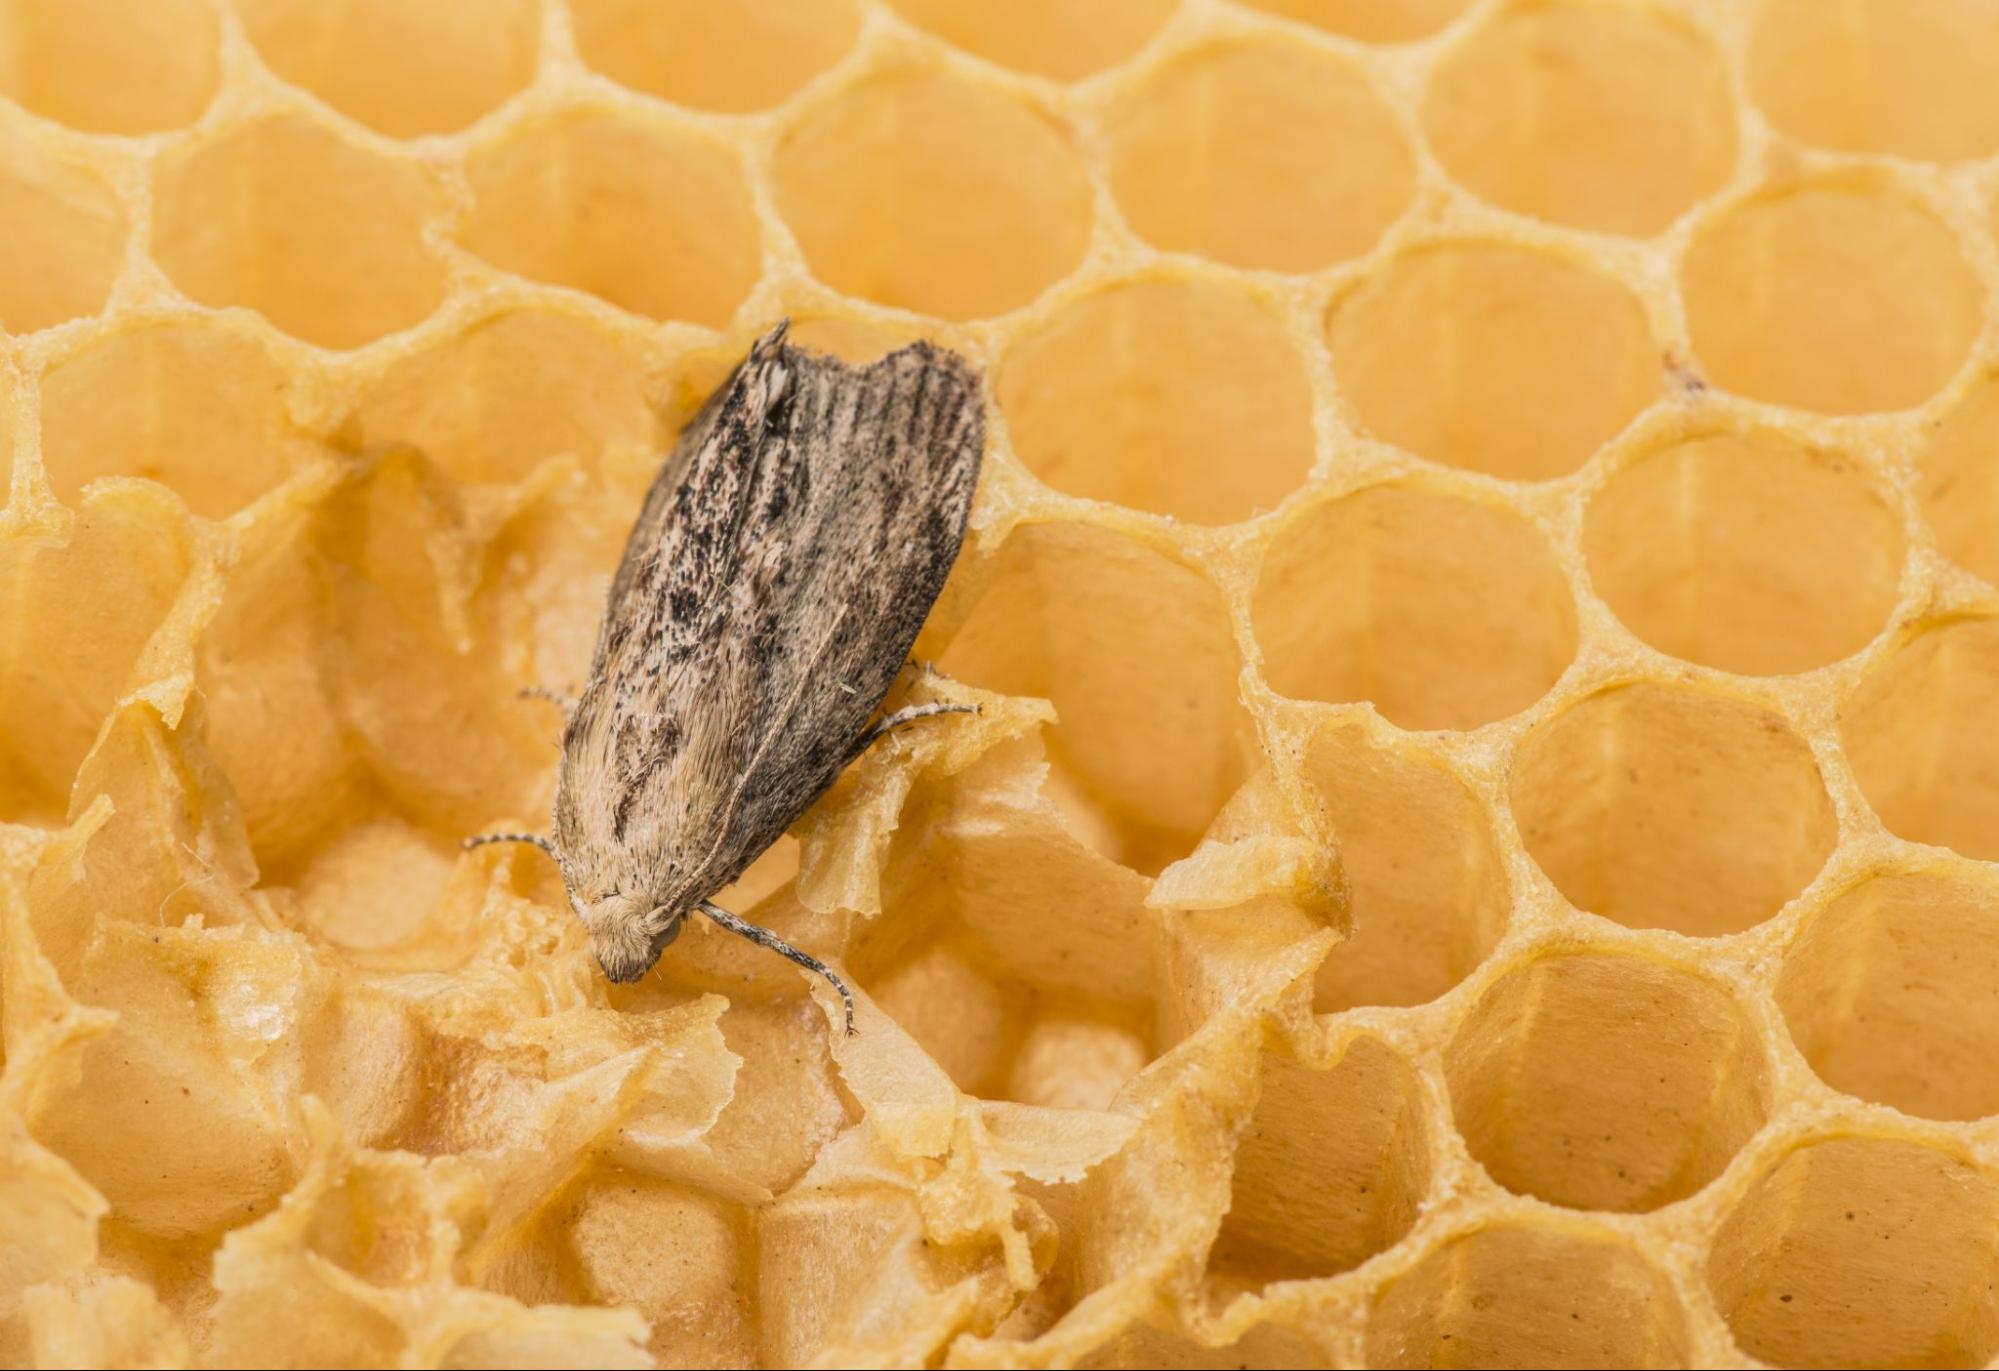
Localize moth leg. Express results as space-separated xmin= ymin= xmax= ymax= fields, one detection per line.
xmin=697 ymin=901 xmax=857 ymax=1035
xmin=518 ymin=685 xmax=578 ymax=720
xmin=842 ymin=702 xmax=979 ymax=767
xmin=463 ymin=832 xmax=560 ymax=860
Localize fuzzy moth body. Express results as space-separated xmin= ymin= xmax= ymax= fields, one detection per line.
xmin=472 ymin=322 xmax=986 ymax=1033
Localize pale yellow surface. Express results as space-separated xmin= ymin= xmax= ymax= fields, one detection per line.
xmin=3 ymin=2 xmax=1999 ymax=1369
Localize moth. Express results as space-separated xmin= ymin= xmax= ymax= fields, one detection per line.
xmin=468 ymin=322 xmax=985 ymax=1033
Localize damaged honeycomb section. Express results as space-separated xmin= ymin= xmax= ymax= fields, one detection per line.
xmin=938 ymin=520 xmax=1254 ymax=875
xmin=1301 ymin=723 xmax=1506 ymax=1011
xmin=4 ymin=2 xmax=1999 ymax=1368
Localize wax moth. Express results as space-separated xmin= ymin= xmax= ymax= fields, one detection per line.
xmin=469 ymin=322 xmax=985 ymax=1032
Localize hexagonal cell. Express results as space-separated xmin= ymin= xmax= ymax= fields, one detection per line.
xmin=1079 ymin=1321 xmax=1332 ymax=1370
xmin=27 ymin=927 xmax=298 ymax=1246
xmin=1423 ymin=1 xmax=1736 ymax=236
xmin=303 ymin=451 xmax=554 ymax=839
xmin=1303 ymin=724 xmax=1508 ymax=1012
xmin=772 ymin=72 xmax=1090 ymax=321
xmin=571 ymin=0 xmax=858 ymax=113
xmin=780 ymin=312 xmax=930 ymax=366
xmin=1585 ymin=431 xmax=1905 ymax=676
xmin=691 ymin=996 xmax=851 ymax=1197
xmin=570 ymin=1175 xmax=756 ymax=1367
xmin=1708 ymin=1135 xmax=1999 ymax=1370
xmin=1367 ymin=1220 xmax=1693 ymax=1369
xmin=1510 ymin=682 xmax=1837 ymax=936
xmin=1209 ymin=1038 xmax=1428 ymax=1285
xmin=1842 ymin=615 xmax=1999 ymax=861
xmin=886 ymin=0 xmax=1173 ymax=82
xmin=938 ymin=523 xmax=1255 ymax=876
xmin=1918 ymin=370 xmax=1999 ymax=587
xmin=1106 ymin=37 xmax=1414 ymax=273
xmin=1446 ymin=949 xmax=1768 ymax=1212
xmin=1253 ymin=483 xmax=1577 ymax=729
xmin=195 ymin=494 xmax=372 ymax=875
xmin=0 ymin=126 xmax=124 ymax=334
xmin=233 ymin=0 xmax=538 ymax=138
xmin=213 ymin=1147 xmax=430 ymax=1291
xmin=0 ymin=0 xmax=218 ymax=134
xmin=284 ymin=815 xmax=459 ymax=956
xmin=996 ymin=275 xmax=1315 ymax=525
xmin=854 ymin=822 xmax=1160 ymax=1111
xmin=152 ymin=114 xmax=444 ymax=349
xmin=1986 ymin=161 xmax=1999 ymax=255
xmin=0 ymin=742 xmax=61 ymax=831
xmin=39 ymin=319 xmax=313 ymax=519
xmin=1235 ymin=0 xmax=1472 ymax=44
xmin=0 ymin=379 xmax=14 ymax=484
xmin=463 ymin=109 xmax=759 ymax=328
xmin=0 ymin=487 xmax=191 ymax=819
xmin=490 ymin=1164 xmax=756 ymax=1368
xmin=1779 ymin=869 xmax=1999 ymax=1122
xmin=1327 ymin=244 xmax=1659 ymax=480
xmin=1749 ymin=0 xmax=1999 ymax=162
xmin=1682 ymin=181 xmax=1982 ymax=414
xmin=344 ymin=306 xmax=660 ymax=486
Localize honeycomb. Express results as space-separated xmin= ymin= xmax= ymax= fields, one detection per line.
xmin=7 ymin=0 xmax=1999 ymax=1367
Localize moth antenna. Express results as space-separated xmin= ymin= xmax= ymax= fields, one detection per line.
xmin=697 ymin=900 xmax=856 ymax=1035
xmin=463 ymin=832 xmax=560 ymax=860
xmin=517 ymin=685 xmax=577 ymax=717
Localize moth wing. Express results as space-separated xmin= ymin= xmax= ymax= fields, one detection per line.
xmin=555 ymin=333 xmax=984 ymax=908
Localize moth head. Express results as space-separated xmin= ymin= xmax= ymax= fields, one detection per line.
xmin=574 ymin=892 xmax=683 ymax=983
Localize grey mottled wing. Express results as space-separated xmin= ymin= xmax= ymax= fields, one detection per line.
xmin=553 ymin=327 xmax=984 ymax=915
